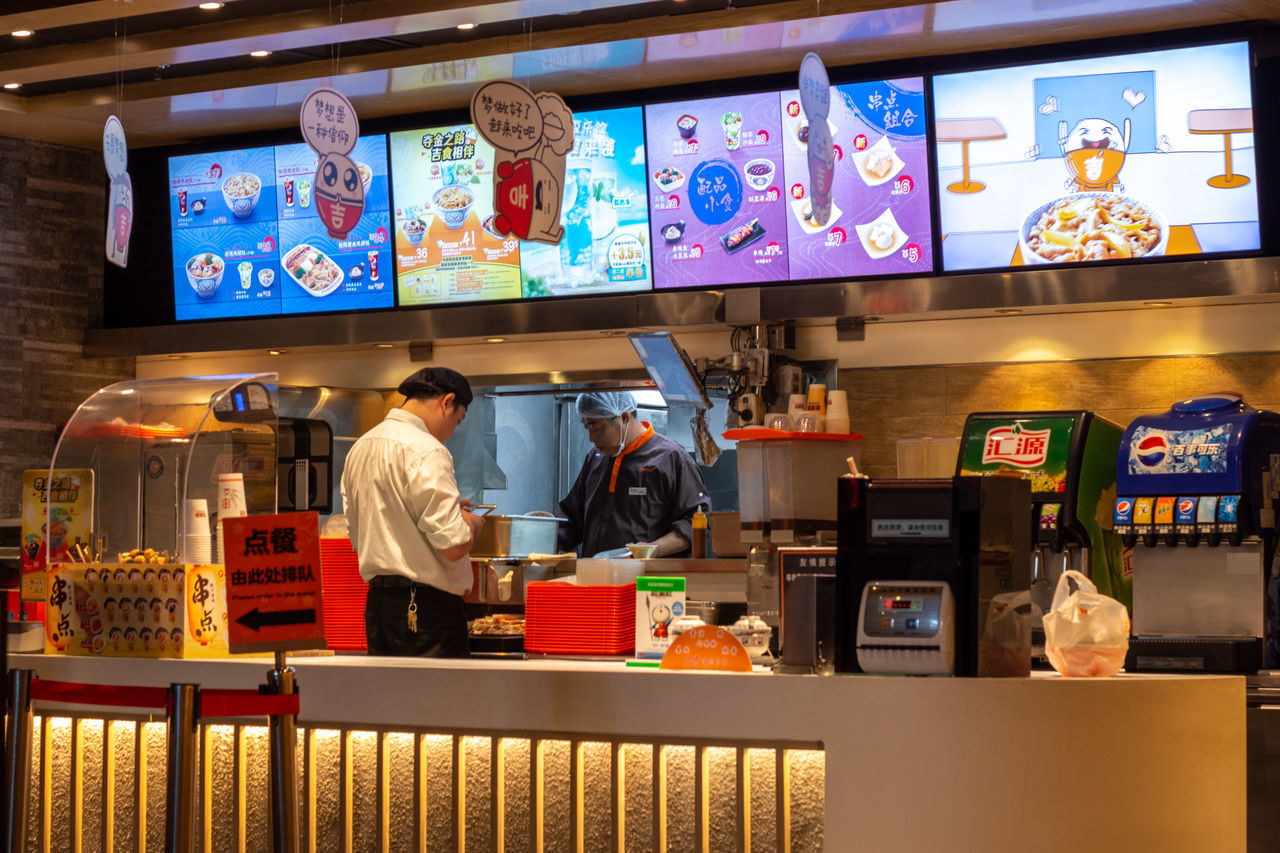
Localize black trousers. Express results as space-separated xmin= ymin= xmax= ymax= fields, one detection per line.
xmin=364 ymin=576 xmax=470 ymax=658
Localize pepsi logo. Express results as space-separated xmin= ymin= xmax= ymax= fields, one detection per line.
xmin=1178 ymin=499 xmax=1195 ymax=514
xmin=1116 ymin=499 xmax=1132 ymax=514
xmin=1135 ymin=434 xmax=1168 ymax=468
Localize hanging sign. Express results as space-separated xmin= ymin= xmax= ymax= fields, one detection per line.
xmin=222 ymin=511 xmax=326 ymax=653
xmin=469 ymin=80 xmax=574 ymax=244
xmin=103 ymin=116 xmax=132 ymax=268
xmin=299 ymin=87 xmax=364 ymax=240
xmin=798 ymin=53 xmax=835 ymax=229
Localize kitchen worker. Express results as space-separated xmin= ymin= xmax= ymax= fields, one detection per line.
xmin=340 ymin=367 xmax=486 ymax=657
xmin=557 ymin=391 xmax=709 ymax=558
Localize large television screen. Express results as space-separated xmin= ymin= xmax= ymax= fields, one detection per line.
xmin=933 ymin=41 xmax=1260 ymax=271
xmin=779 ymin=77 xmax=933 ymax=278
xmin=168 ymin=136 xmax=394 ymax=321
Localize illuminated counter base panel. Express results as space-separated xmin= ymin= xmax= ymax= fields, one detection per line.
xmin=9 ymin=654 xmax=1244 ymax=852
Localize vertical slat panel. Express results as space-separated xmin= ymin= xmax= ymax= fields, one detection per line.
xmin=706 ymin=747 xmax=738 ymax=853
xmin=611 ymin=742 xmax=624 ymax=853
xmin=580 ymin=742 xmax=611 ymax=853
xmin=23 ymin=716 xmax=43 ymax=853
xmin=423 ymin=735 xmax=453 ymax=853
xmin=540 ymin=740 xmax=570 ymax=853
xmin=416 ymin=735 xmax=427 ymax=853
xmin=776 ymin=748 xmax=788 ymax=853
xmin=143 ymin=721 xmax=168 ymax=853
xmin=309 ymin=729 xmax=342 ymax=853
xmin=785 ymin=751 xmax=824 ymax=853
xmin=347 ymin=731 xmax=378 ymax=853
xmin=463 ymin=736 xmax=492 ymax=852
xmin=70 ymin=717 xmax=82 ymax=853
xmin=242 ymin=726 xmax=272 ymax=853
xmin=747 ymin=749 xmax=776 ymax=853
xmin=383 ymin=732 xmax=416 ymax=853
xmin=103 ymin=720 xmax=116 ymax=853
xmin=134 ymin=722 xmax=147 ymax=853
xmin=532 ymin=738 xmax=544 ymax=853
xmin=623 ymin=743 xmax=654 ymax=853
xmin=500 ymin=738 xmax=532 ymax=853
xmin=653 ymin=744 xmax=665 ymax=853
xmin=376 ymin=731 xmax=388 ymax=853
xmin=236 ymin=725 xmax=247 ymax=853
xmin=78 ymin=719 xmax=105 ymax=853
xmin=737 ymin=747 xmax=749 ymax=853
xmin=695 ymin=745 xmax=707 ymax=853
xmin=569 ymin=739 xmax=581 ymax=853
xmin=492 ymin=737 xmax=503 ymax=853
xmin=663 ymin=746 xmax=695 ymax=853
xmin=47 ymin=717 xmax=72 ymax=853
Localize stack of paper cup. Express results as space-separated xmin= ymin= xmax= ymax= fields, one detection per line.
xmin=182 ymin=499 xmax=213 ymax=565
xmin=215 ymin=473 xmax=248 ymax=565
xmin=805 ymin=383 xmax=828 ymax=414
xmin=826 ymin=390 xmax=850 ymax=435
xmin=787 ymin=394 xmax=808 ymax=425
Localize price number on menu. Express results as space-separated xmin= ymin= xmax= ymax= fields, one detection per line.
xmin=901 ymin=242 xmax=922 ymax=264
xmin=371 ymin=228 xmax=389 ymax=245
xmin=672 ymin=139 xmax=700 ymax=157
xmin=673 ymin=244 xmax=704 ymax=261
xmin=744 ymin=130 xmax=770 ymax=147
xmin=655 ymin=195 xmax=681 ymax=211
xmin=748 ymin=189 xmax=780 ymax=204
xmin=892 ymin=175 xmax=915 ymax=196
xmin=503 ymin=239 xmax=519 ymax=253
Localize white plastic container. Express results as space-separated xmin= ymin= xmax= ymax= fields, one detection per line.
xmin=896 ymin=437 xmax=961 ymax=478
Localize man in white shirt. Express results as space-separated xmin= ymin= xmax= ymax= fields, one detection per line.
xmin=340 ymin=367 xmax=486 ymax=657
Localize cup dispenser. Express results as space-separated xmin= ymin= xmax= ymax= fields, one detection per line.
xmin=1113 ymin=393 xmax=1280 ymax=672
xmin=834 ymin=475 xmax=1032 ymax=677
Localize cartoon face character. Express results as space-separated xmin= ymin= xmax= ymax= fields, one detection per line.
xmin=492 ymin=158 xmax=563 ymax=243
xmin=313 ymin=152 xmax=365 ymax=239
xmin=650 ymin=602 xmax=673 ymax=639
xmin=1058 ymin=117 xmax=1131 ymax=192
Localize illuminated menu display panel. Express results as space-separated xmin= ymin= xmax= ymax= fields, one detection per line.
xmin=933 ymin=41 xmax=1259 ymax=271
xmin=779 ymin=78 xmax=933 ymax=278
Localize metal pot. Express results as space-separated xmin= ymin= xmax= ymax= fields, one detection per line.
xmin=470 ymin=512 xmax=564 ymax=558
xmin=684 ymin=599 xmax=719 ymax=625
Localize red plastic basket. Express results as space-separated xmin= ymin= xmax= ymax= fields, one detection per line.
xmin=524 ymin=581 xmax=636 ymax=655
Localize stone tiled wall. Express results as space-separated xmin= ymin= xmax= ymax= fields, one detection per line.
xmin=841 ymin=353 xmax=1280 ymax=478
xmin=0 ymin=137 xmax=135 ymax=518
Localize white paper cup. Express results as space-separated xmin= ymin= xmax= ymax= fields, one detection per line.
xmin=826 ymin=389 xmax=849 ymax=418
xmin=218 ymin=473 xmax=248 ymax=519
xmin=183 ymin=499 xmax=210 ymax=538
xmin=787 ymin=394 xmax=808 ymax=420
xmin=826 ymin=415 xmax=851 ymax=435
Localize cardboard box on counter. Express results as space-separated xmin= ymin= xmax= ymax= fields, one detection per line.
xmin=44 ymin=562 xmax=232 ymax=658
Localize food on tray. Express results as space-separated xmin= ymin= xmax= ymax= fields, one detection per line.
xmin=469 ymin=614 xmax=524 ymax=635
xmin=653 ymin=166 xmax=684 ymax=191
xmin=866 ymin=222 xmax=896 ymax=251
xmin=283 ymin=244 xmax=343 ymax=296
xmin=481 ymin=214 xmax=505 ymax=238
xmin=677 ymin=114 xmax=698 ymax=139
xmin=796 ymin=122 xmax=810 ymax=145
xmin=864 ymin=149 xmax=895 ymax=180
xmin=190 ymin=198 xmax=206 ymax=214
xmin=434 ymin=185 xmax=473 ymax=210
xmin=1024 ymin=194 xmax=1161 ymax=263
xmin=801 ymin=202 xmax=830 ymax=229
xmin=348 ymin=263 xmax=364 ymax=281
xmin=722 ymin=218 xmax=764 ymax=253
xmin=222 ymin=172 xmax=259 ymax=199
xmin=356 ymin=162 xmax=372 ymax=188
xmin=186 ymin=253 xmax=222 ymax=282
xmin=661 ymin=220 xmax=687 ymax=243
xmin=744 ymin=158 xmax=775 ymax=191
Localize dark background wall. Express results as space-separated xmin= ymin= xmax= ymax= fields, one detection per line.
xmin=0 ymin=136 xmax=135 ymax=518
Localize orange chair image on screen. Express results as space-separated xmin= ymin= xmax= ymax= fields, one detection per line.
xmin=936 ymin=118 xmax=1007 ymax=194
xmin=1189 ymin=108 xmax=1252 ymax=189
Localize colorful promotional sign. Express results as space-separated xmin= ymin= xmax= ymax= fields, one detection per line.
xmin=104 ymin=116 xmax=132 ymax=269
xmin=390 ymin=124 xmax=523 ymax=305
xmin=780 ymin=78 xmax=932 ymax=279
xmin=222 ymin=511 xmax=325 ymax=653
xmin=646 ymin=92 xmax=789 ymax=288
xmin=934 ymin=41 xmax=1260 ymax=270
xmin=959 ymin=417 xmax=1077 ymax=493
xmin=518 ymin=107 xmax=653 ymax=297
xmin=21 ymin=469 xmax=93 ymax=601
xmin=470 ymin=79 xmax=575 ymax=245
xmin=659 ymin=624 xmax=753 ymax=672
xmin=299 ymin=87 xmax=364 ymax=240
xmin=1125 ymin=425 xmax=1234 ymax=475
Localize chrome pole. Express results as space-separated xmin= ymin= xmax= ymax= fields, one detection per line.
xmin=165 ymin=683 xmax=199 ymax=853
xmin=5 ymin=669 xmax=32 ymax=853
xmin=268 ymin=651 xmax=299 ymax=853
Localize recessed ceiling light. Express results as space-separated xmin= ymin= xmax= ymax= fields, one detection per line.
xmin=268 ymin=348 xmax=288 ymax=355
xmin=198 ymin=2 xmax=224 ymax=9
xmin=3 ymin=83 xmax=19 ymax=90
xmin=994 ymin=308 xmax=1023 ymax=316
xmin=486 ymin=337 xmax=505 ymax=343
xmin=456 ymin=22 xmax=476 ymax=30
xmin=374 ymin=343 xmax=394 ymax=349
xmin=250 ymin=49 xmax=271 ymax=58
xmin=11 ymin=30 xmax=34 ymax=38
xmin=1143 ymin=300 xmax=1174 ymax=308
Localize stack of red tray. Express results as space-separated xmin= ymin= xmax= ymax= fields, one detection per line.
xmin=524 ymin=581 xmax=636 ymax=655
xmin=319 ymin=537 xmax=367 ymax=652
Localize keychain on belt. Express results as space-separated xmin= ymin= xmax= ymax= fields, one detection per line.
xmin=407 ymin=587 xmax=418 ymax=633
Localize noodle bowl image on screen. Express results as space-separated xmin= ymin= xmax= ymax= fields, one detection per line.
xmin=432 ymin=185 xmax=474 ymax=229
xmin=221 ymin=172 xmax=262 ymax=218
xmin=1020 ymin=192 xmax=1167 ymax=264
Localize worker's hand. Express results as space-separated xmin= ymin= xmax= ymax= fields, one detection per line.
xmin=462 ymin=508 xmax=486 ymax=540
xmin=460 ymin=499 xmax=476 ymax=512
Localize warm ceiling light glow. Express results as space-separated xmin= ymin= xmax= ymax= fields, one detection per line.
xmin=268 ymin=349 xmax=288 ymax=355
xmin=486 ymin=337 xmax=505 ymax=343
xmin=1144 ymin=300 xmax=1174 ymax=308
xmin=994 ymin=308 xmax=1023 ymax=316
xmin=374 ymin=343 xmax=394 ymax=349
xmin=3 ymin=83 xmax=18 ymax=90
xmin=456 ymin=22 xmax=476 ymax=30
xmin=11 ymin=30 xmax=33 ymax=38
xmin=250 ymin=49 xmax=271 ymax=58
xmin=198 ymin=2 xmax=225 ymax=8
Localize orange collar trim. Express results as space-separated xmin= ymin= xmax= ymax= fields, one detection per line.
xmin=609 ymin=423 xmax=655 ymax=492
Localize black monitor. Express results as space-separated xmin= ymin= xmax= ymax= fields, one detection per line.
xmin=628 ymin=331 xmax=712 ymax=410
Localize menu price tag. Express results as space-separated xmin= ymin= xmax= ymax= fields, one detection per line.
xmin=222 ymin=511 xmax=326 ymax=653
xmin=659 ymin=624 xmax=752 ymax=672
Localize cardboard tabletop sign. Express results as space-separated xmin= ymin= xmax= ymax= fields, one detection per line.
xmin=470 ymin=80 xmax=574 ymax=244
xmin=299 ymin=87 xmax=364 ymax=240
xmin=104 ymin=116 xmax=132 ymax=268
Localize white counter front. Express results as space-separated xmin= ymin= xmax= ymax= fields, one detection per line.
xmin=8 ymin=653 xmax=1245 ymax=852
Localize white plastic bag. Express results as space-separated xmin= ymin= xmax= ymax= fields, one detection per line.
xmin=1042 ymin=569 xmax=1130 ymax=677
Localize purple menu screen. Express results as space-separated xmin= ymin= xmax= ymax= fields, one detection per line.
xmin=645 ymin=93 xmax=789 ymax=288
xmin=780 ymin=78 xmax=933 ymax=279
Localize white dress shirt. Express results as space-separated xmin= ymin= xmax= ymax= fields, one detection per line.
xmin=339 ymin=407 xmax=473 ymax=594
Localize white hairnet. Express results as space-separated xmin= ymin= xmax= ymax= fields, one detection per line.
xmin=577 ymin=391 xmax=637 ymax=419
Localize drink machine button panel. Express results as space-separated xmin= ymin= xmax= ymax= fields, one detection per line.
xmin=1113 ymin=497 xmax=1134 ymax=539
xmin=1133 ymin=497 xmax=1156 ymax=547
xmin=1153 ymin=496 xmax=1177 ymax=545
xmin=1196 ymin=495 xmax=1220 ymax=545
xmin=856 ymin=581 xmax=955 ymax=675
xmin=1175 ymin=496 xmax=1199 ymax=546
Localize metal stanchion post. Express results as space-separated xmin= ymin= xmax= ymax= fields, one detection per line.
xmin=268 ymin=651 xmax=299 ymax=853
xmin=5 ymin=669 xmax=32 ymax=853
xmin=165 ymin=683 xmax=199 ymax=853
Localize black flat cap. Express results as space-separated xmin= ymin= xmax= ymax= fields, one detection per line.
xmin=397 ymin=367 xmax=473 ymax=407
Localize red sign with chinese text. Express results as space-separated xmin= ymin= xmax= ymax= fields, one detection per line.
xmin=222 ymin=512 xmax=325 ymax=653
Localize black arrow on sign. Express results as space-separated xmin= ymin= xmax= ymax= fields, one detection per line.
xmin=236 ymin=607 xmax=316 ymax=632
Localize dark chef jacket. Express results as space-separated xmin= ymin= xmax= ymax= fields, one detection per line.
xmin=557 ymin=424 xmax=709 ymax=558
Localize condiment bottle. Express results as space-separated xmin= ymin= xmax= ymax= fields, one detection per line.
xmin=691 ymin=505 xmax=708 ymax=558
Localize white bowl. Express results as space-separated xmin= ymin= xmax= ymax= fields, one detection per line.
xmin=432 ymin=184 xmax=475 ymax=230
xmin=743 ymin=158 xmax=775 ymax=191
xmin=185 ymin=253 xmax=224 ymax=297
xmin=221 ymin=172 xmax=262 ymax=218
xmin=1019 ymin=192 xmax=1167 ymax=265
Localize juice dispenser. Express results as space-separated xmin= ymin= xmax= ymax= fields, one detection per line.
xmin=834 ymin=475 xmax=1032 ymax=677
xmin=957 ymin=411 xmax=1127 ymax=660
xmin=1113 ymin=393 xmax=1280 ymax=672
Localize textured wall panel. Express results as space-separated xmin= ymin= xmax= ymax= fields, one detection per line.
xmin=108 ymin=720 xmax=137 ymax=853
xmin=622 ymin=743 xmax=654 ymax=853
xmin=143 ymin=722 xmax=168 ymax=853
xmin=78 ymin=719 xmax=104 ymax=853
xmin=788 ymin=750 xmax=825 ymax=853
xmin=748 ymin=748 xmax=777 ymax=853
xmin=346 ymin=730 xmax=377 ymax=853
xmin=204 ymin=725 xmax=236 ymax=853
xmin=384 ymin=732 xmax=417 ymax=852
xmin=662 ymin=745 xmax=695 ymax=853
xmin=706 ymin=747 xmax=738 ymax=851
xmin=423 ymin=734 xmax=454 ymax=853
xmin=581 ymin=741 xmax=613 ymax=853
xmin=46 ymin=718 xmax=72 ymax=853
xmin=310 ymin=730 xmax=342 ymax=853
xmin=501 ymin=738 xmax=532 ymax=853
xmin=540 ymin=740 xmax=571 ymax=853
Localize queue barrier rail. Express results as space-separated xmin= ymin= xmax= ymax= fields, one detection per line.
xmin=5 ymin=667 xmax=302 ymax=853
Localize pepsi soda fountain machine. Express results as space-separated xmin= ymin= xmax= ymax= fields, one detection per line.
xmin=957 ymin=411 xmax=1128 ymax=662
xmin=834 ymin=475 xmax=1032 ymax=677
xmin=1114 ymin=393 xmax=1280 ymax=673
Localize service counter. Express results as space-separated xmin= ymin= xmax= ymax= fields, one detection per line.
xmin=9 ymin=652 xmax=1245 ymax=852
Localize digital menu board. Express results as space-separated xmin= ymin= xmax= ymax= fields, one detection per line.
xmin=519 ymin=106 xmax=652 ymax=297
xmin=780 ymin=78 xmax=932 ymax=278
xmin=273 ymin=136 xmax=394 ymax=315
xmin=169 ymin=136 xmax=394 ymax=321
xmin=645 ymin=93 xmax=790 ymax=288
xmin=390 ymin=125 xmax=521 ymax=306
xmin=933 ymin=41 xmax=1259 ymax=271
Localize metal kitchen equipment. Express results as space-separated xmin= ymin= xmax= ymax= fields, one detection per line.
xmin=1113 ymin=393 xmax=1280 ymax=672
xmin=469 ymin=512 xmax=564 ymax=559
xmin=835 ymin=475 xmax=1032 ymax=677
xmin=957 ymin=410 xmax=1125 ymax=663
